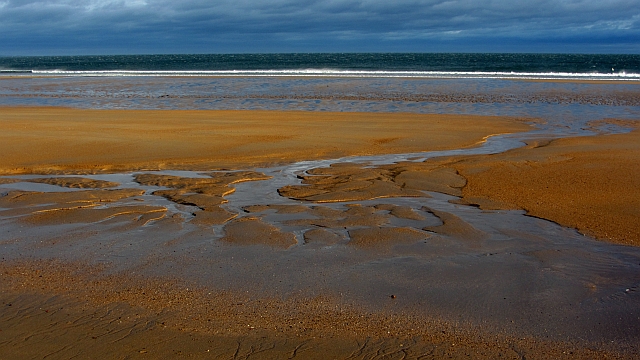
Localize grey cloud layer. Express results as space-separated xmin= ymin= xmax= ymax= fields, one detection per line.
xmin=1 ymin=0 xmax=639 ymax=53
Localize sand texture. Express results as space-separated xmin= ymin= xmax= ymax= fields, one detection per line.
xmin=2 ymin=105 xmax=640 ymax=358
xmin=0 ymin=107 xmax=531 ymax=174
xmin=444 ymin=129 xmax=640 ymax=246
xmin=0 ymin=260 xmax=631 ymax=360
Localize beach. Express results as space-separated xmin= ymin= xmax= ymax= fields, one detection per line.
xmin=1 ymin=73 xmax=640 ymax=359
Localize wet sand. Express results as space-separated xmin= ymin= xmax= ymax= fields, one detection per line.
xmin=2 ymin=106 xmax=640 ymax=358
xmin=0 ymin=260 xmax=629 ymax=359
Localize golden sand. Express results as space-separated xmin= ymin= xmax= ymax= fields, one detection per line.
xmin=443 ymin=129 xmax=640 ymax=246
xmin=0 ymin=107 xmax=531 ymax=174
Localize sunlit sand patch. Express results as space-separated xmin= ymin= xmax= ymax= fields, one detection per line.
xmin=0 ymin=178 xmax=19 ymax=185
xmin=0 ymin=108 xmax=533 ymax=175
xmin=26 ymin=177 xmax=119 ymax=189
xmin=220 ymin=217 xmax=297 ymax=248
xmin=348 ymin=227 xmax=430 ymax=248
xmin=422 ymin=207 xmax=488 ymax=247
xmin=190 ymin=207 xmax=238 ymax=226
xmin=446 ymin=128 xmax=640 ymax=245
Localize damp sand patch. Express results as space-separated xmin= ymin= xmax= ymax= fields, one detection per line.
xmin=220 ymin=217 xmax=297 ymax=248
xmin=0 ymin=259 xmax=622 ymax=359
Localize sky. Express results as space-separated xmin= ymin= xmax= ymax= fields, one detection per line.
xmin=1 ymin=0 xmax=639 ymax=55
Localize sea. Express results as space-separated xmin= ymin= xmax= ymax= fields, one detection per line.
xmin=2 ymin=52 xmax=640 ymax=130
xmin=1 ymin=53 xmax=640 ymax=80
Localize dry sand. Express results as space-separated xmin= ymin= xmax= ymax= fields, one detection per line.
xmin=444 ymin=128 xmax=640 ymax=246
xmin=0 ymin=107 xmax=530 ymax=175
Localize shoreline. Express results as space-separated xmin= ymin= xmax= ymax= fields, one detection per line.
xmin=2 ymin=74 xmax=640 ymax=83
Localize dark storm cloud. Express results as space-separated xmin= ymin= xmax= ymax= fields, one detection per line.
xmin=1 ymin=0 xmax=639 ymax=54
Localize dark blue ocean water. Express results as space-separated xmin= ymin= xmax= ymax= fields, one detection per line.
xmin=1 ymin=53 xmax=639 ymax=80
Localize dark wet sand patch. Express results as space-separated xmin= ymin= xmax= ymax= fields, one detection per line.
xmin=135 ymin=173 xmax=235 ymax=197
xmin=204 ymin=170 xmax=273 ymax=184
xmin=348 ymin=227 xmax=430 ymax=248
xmin=0 ymin=188 xmax=157 ymax=227
xmin=243 ymin=204 xmax=309 ymax=214
xmin=152 ymin=190 xmax=228 ymax=209
xmin=303 ymin=228 xmax=343 ymax=245
xmin=279 ymin=163 xmax=426 ymax=202
xmin=0 ymin=260 xmax=624 ymax=359
xmin=279 ymin=162 xmax=469 ymax=203
xmin=284 ymin=204 xmax=390 ymax=229
xmin=220 ymin=217 xmax=297 ymax=248
xmin=387 ymin=165 xmax=467 ymax=196
xmin=375 ymin=204 xmax=426 ymax=221
xmin=135 ymin=171 xmax=272 ymax=227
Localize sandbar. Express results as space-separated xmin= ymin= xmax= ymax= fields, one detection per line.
xmin=444 ymin=128 xmax=640 ymax=246
xmin=0 ymin=107 xmax=531 ymax=174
